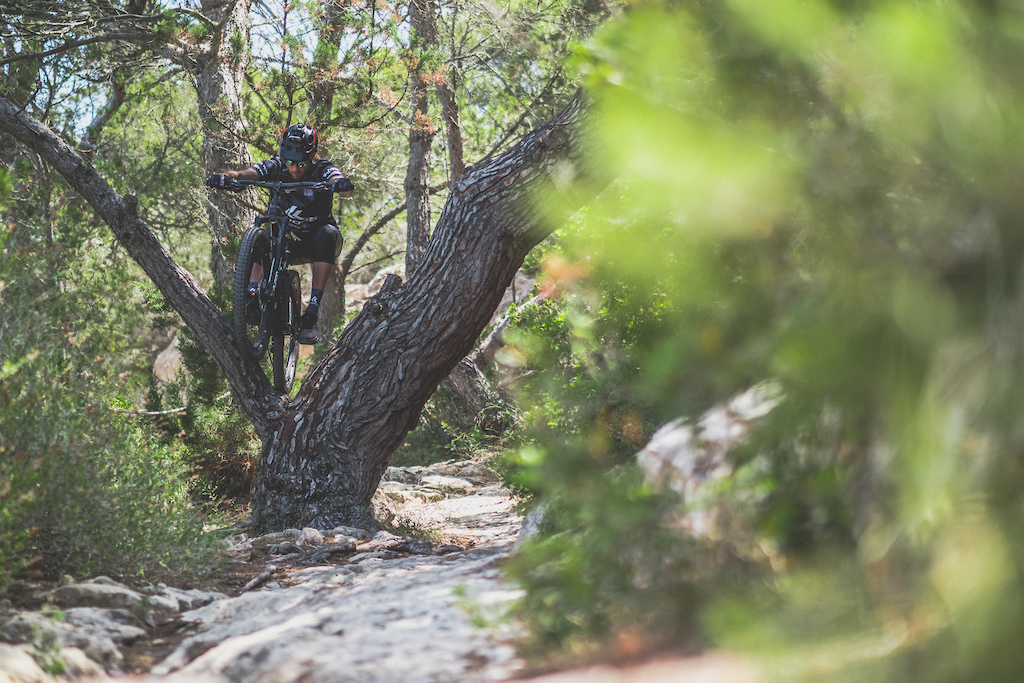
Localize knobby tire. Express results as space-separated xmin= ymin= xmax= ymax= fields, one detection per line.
xmin=234 ymin=227 xmax=272 ymax=361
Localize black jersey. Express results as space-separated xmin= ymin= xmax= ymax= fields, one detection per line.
xmin=252 ymin=157 xmax=344 ymax=234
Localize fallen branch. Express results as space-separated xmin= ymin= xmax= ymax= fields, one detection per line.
xmin=240 ymin=565 xmax=277 ymax=593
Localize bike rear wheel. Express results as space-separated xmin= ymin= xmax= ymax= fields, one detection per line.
xmin=233 ymin=227 xmax=273 ymax=361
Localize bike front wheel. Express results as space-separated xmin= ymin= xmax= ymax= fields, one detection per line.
xmin=233 ymin=227 xmax=273 ymax=361
xmin=271 ymin=270 xmax=302 ymax=393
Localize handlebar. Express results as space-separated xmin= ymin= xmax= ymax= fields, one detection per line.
xmin=217 ymin=178 xmax=335 ymax=193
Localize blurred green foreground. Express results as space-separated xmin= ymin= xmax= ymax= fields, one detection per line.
xmin=506 ymin=1 xmax=1024 ymax=680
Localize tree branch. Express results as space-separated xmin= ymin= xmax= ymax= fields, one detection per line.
xmin=340 ymin=202 xmax=407 ymax=279
xmin=0 ymin=93 xmax=282 ymax=438
xmin=0 ymin=32 xmax=155 ymax=67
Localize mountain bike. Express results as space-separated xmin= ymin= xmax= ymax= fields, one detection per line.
xmin=216 ymin=178 xmax=335 ymax=393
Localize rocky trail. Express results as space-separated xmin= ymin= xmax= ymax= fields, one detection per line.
xmin=0 ymin=459 xmax=532 ymax=683
xmin=0 ymin=454 xmax=758 ymax=683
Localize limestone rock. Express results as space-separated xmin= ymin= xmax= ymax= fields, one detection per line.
xmin=297 ymin=527 xmax=324 ymax=547
xmin=383 ymin=466 xmax=419 ymax=484
xmin=41 ymin=578 xmax=149 ymax=614
xmin=251 ymin=529 xmax=302 ymax=548
xmin=153 ymin=335 xmax=181 ymax=383
xmin=458 ymin=461 xmax=497 ymax=484
xmin=57 ymin=646 xmax=106 ymax=679
xmin=146 ymin=585 xmax=227 ymax=612
xmin=61 ymin=607 xmax=147 ymax=644
xmin=222 ymin=534 xmax=254 ymax=560
xmin=0 ymin=643 xmax=54 ymax=683
xmin=635 ymin=382 xmax=780 ymax=537
xmin=371 ymin=489 xmax=397 ymax=525
xmin=421 ymin=475 xmax=475 ymax=496
xmin=0 ymin=611 xmax=124 ymax=673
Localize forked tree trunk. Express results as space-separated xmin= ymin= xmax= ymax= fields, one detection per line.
xmin=0 ymin=90 xmax=592 ymax=533
xmin=249 ymin=93 xmax=591 ymax=531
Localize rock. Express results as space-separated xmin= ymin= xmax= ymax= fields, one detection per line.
xmin=269 ymin=541 xmax=303 ymax=556
xmin=348 ymin=549 xmax=400 ymax=562
xmin=130 ymin=482 xmax=525 ymax=683
xmin=57 ymin=646 xmax=106 ymax=679
xmin=325 ymin=539 xmax=357 ymax=553
xmin=371 ymin=489 xmax=398 ymax=525
xmin=378 ymin=483 xmax=446 ymax=505
xmin=222 ymin=534 xmax=254 ymax=560
xmin=422 ymin=460 xmax=474 ymax=477
xmin=434 ymin=544 xmax=464 ymax=555
xmin=371 ymin=531 xmax=404 ymax=546
xmin=62 ymin=607 xmax=147 ymax=643
xmin=513 ymin=504 xmax=548 ymax=552
xmin=36 ymin=577 xmax=204 ymax=636
xmin=383 ymin=466 xmax=419 ymax=484
xmin=0 ymin=611 xmax=124 ymax=673
xmin=153 ymin=335 xmax=181 ymax=383
xmin=297 ymin=527 xmax=324 ymax=547
xmin=42 ymin=581 xmax=144 ymax=612
xmin=635 ymin=382 xmax=780 ymax=537
xmin=146 ymin=585 xmax=227 ymax=613
xmin=0 ymin=643 xmax=53 ymax=683
xmin=458 ymin=461 xmax=496 ymax=484
xmin=420 ymin=475 xmax=475 ymax=496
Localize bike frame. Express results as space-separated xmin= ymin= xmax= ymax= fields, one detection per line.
xmin=232 ymin=178 xmax=332 ymax=337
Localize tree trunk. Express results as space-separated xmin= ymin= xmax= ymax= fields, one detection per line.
xmin=1 ymin=89 xmax=593 ymax=533
xmin=404 ymin=0 xmax=440 ymax=278
xmin=194 ymin=0 xmax=255 ymax=288
xmin=309 ymin=0 xmax=346 ymax=129
xmin=437 ymin=69 xmax=465 ymax=190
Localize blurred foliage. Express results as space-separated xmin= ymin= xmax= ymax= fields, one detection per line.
xmin=0 ymin=165 xmax=215 ymax=591
xmin=505 ymin=0 xmax=1024 ymax=680
xmin=146 ymin=284 xmax=260 ymax=504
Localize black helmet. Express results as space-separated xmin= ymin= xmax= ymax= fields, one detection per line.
xmin=279 ymin=123 xmax=318 ymax=163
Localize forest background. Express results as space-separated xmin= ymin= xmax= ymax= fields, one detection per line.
xmin=5 ymin=0 xmax=1024 ymax=681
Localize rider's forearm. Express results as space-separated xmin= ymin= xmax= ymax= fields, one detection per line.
xmin=224 ymin=168 xmax=259 ymax=180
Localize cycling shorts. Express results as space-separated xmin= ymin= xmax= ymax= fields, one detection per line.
xmin=288 ymin=222 xmax=342 ymax=265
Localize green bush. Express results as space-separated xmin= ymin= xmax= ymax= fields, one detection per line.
xmin=0 ymin=185 xmax=215 ymax=590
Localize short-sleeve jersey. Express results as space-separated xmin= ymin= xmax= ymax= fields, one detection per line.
xmin=252 ymin=157 xmax=344 ymax=234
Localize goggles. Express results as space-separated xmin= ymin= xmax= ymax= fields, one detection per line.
xmin=286 ymin=160 xmax=310 ymax=168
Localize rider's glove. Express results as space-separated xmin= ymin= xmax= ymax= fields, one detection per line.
xmin=206 ymin=174 xmax=228 ymax=188
xmin=332 ymin=177 xmax=354 ymax=194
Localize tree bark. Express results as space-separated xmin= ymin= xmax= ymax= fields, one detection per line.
xmin=320 ymin=203 xmax=406 ymax=338
xmin=404 ymin=0 xmax=440 ymax=278
xmin=436 ymin=69 xmax=465 ymax=190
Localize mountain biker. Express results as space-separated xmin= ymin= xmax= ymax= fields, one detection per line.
xmin=206 ymin=123 xmax=354 ymax=344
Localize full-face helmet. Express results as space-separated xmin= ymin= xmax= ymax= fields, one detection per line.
xmin=279 ymin=123 xmax=318 ymax=163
